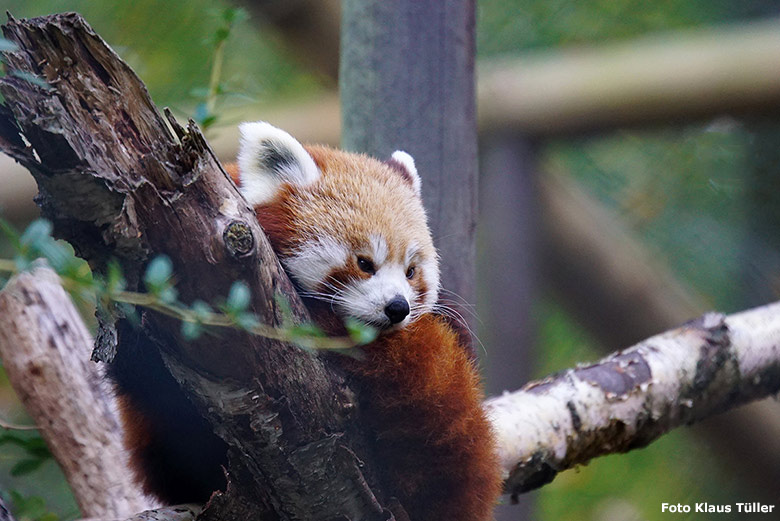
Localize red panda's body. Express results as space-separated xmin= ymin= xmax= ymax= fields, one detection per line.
xmin=113 ymin=122 xmax=502 ymax=521
xmin=341 ymin=314 xmax=501 ymax=521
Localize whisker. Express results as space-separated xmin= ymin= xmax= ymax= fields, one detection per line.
xmin=434 ymin=302 xmax=486 ymax=355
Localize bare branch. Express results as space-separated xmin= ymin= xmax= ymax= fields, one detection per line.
xmin=487 ymin=302 xmax=780 ymax=497
xmin=0 ymin=267 xmax=155 ymax=517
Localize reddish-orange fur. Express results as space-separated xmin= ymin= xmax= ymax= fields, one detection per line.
xmin=341 ymin=314 xmax=502 ymax=521
xmin=229 ymin=156 xmax=502 ymax=520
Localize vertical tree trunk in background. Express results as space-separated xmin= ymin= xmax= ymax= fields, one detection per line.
xmin=477 ymin=134 xmax=538 ymax=521
xmin=340 ymin=0 xmax=478 ymax=338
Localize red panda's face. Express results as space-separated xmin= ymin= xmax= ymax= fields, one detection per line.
xmin=236 ymin=122 xmax=440 ymax=330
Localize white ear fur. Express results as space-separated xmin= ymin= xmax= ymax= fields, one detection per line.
xmin=237 ymin=121 xmax=320 ymax=206
xmin=390 ymin=150 xmax=421 ymax=196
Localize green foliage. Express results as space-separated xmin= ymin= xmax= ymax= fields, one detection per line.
xmin=0 ymin=36 xmax=51 ymax=92
xmin=0 ymin=218 xmax=374 ymax=352
xmin=8 ymin=71 xmax=52 ymax=91
xmin=224 ymin=280 xmax=251 ymax=314
xmin=346 ymin=317 xmax=379 ymax=345
xmin=543 ymin=124 xmax=751 ymax=310
xmin=6 ymin=491 xmax=59 ymax=521
xmin=0 ymin=432 xmax=51 ymax=477
xmin=478 ymin=0 xmax=750 ymax=56
xmin=0 ymin=37 xmax=17 ymax=52
xmin=191 ymin=7 xmax=249 ymax=131
xmin=0 ymin=0 xmax=322 ymax=113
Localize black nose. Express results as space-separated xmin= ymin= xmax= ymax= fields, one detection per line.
xmin=384 ymin=296 xmax=410 ymax=324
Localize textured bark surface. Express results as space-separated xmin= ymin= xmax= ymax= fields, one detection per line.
xmin=0 ymin=13 xmax=390 ymax=521
xmin=487 ymin=302 xmax=780 ymax=498
xmin=0 ymin=268 xmax=154 ymax=517
xmin=78 ymin=504 xmax=200 ymax=521
xmin=0 ymin=493 xmax=18 ymax=521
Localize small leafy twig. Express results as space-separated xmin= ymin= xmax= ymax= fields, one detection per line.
xmin=0 ymin=218 xmax=376 ymax=353
xmin=193 ymin=7 xmax=248 ymax=130
xmin=0 ymin=418 xmax=36 ymax=432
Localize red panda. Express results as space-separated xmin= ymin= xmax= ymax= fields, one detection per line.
xmin=230 ymin=122 xmax=502 ymax=521
xmin=112 ymin=122 xmax=502 ymax=521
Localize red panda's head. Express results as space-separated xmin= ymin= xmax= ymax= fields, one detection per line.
xmin=236 ymin=122 xmax=439 ymax=330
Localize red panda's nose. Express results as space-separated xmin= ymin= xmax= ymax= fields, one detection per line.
xmin=385 ymin=296 xmax=410 ymax=324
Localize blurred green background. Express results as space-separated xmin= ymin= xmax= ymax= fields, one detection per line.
xmin=1 ymin=1 xmax=780 ymax=520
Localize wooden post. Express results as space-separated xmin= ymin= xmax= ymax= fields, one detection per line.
xmin=477 ymin=134 xmax=537 ymax=521
xmin=340 ymin=0 xmax=478 ymax=336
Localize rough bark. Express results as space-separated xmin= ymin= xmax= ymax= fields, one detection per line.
xmin=486 ymin=302 xmax=780 ymax=498
xmin=0 ymin=267 xmax=155 ymax=517
xmin=0 ymin=13 xmax=390 ymax=521
xmin=77 ymin=504 xmax=200 ymax=521
xmin=0 ymin=494 xmax=18 ymax=521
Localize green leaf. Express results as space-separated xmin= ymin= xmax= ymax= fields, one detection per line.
xmin=10 ymin=71 xmax=53 ymax=91
xmin=10 ymin=458 xmax=44 ymax=476
xmin=189 ymin=86 xmax=210 ymax=98
xmin=181 ymin=320 xmax=203 ymax=341
xmin=19 ymin=219 xmax=53 ymax=249
xmin=0 ymin=217 xmax=22 ymax=250
xmin=13 ymin=253 xmax=32 ymax=272
xmin=0 ymin=38 xmax=18 ymax=52
xmin=21 ymin=437 xmax=51 ymax=459
xmin=193 ymin=102 xmax=210 ymax=122
xmin=0 ymin=432 xmax=28 ymax=446
xmin=226 ymin=281 xmax=251 ymax=313
xmin=345 ymin=318 xmax=378 ymax=345
xmin=190 ymin=300 xmax=213 ymax=319
xmin=289 ymin=323 xmax=326 ymax=339
xmin=200 ymin=115 xmax=218 ymax=130
xmin=213 ymin=27 xmax=230 ymax=44
xmin=144 ymin=255 xmax=173 ymax=288
xmin=235 ymin=311 xmax=260 ymax=332
xmin=158 ymin=286 xmax=179 ymax=305
xmin=106 ymin=260 xmax=126 ymax=294
xmin=222 ymin=7 xmax=248 ymax=24
xmin=117 ymin=302 xmax=140 ymax=327
xmin=35 ymin=239 xmax=73 ymax=274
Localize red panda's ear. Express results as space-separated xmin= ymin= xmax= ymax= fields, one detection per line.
xmin=237 ymin=121 xmax=320 ymax=205
xmin=387 ymin=151 xmax=422 ymax=197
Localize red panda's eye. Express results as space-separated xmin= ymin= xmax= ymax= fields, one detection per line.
xmin=406 ymin=266 xmax=415 ymax=279
xmin=357 ymin=256 xmax=376 ymax=274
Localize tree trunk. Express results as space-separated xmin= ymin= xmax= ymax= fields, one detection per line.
xmin=340 ymin=0 xmax=479 ymax=343
xmin=0 ymin=13 xmax=393 ymax=521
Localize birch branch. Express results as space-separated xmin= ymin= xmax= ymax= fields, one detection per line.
xmin=0 ymin=494 xmax=17 ymax=521
xmin=487 ymin=302 xmax=780 ymax=498
xmin=0 ymin=267 xmax=155 ymax=517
